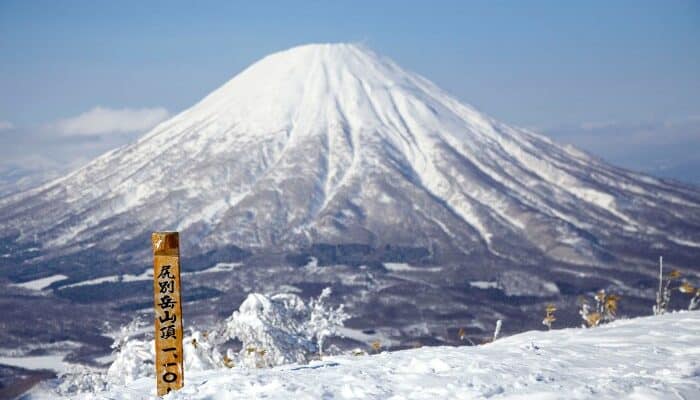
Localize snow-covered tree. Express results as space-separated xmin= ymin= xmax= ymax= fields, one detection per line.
xmin=221 ymin=288 xmax=349 ymax=367
xmin=53 ymin=317 xmax=151 ymax=395
xmin=108 ymin=317 xmax=143 ymax=351
xmin=54 ymin=365 xmax=108 ymax=396
xmin=50 ymin=288 xmax=350 ymax=397
xmin=222 ymin=292 xmax=316 ymax=368
xmin=107 ymin=337 xmax=154 ymax=385
xmin=106 ymin=315 xmax=153 ymax=385
xmin=306 ymin=287 xmax=350 ymax=356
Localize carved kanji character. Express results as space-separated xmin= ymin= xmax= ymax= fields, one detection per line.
xmin=158 ymin=265 xmax=175 ymax=280
xmin=159 ymin=295 xmax=177 ymax=310
xmin=159 ymin=310 xmax=177 ymax=324
xmin=160 ymin=324 xmax=176 ymax=340
xmin=159 ymin=280 xmax=175 ymax=294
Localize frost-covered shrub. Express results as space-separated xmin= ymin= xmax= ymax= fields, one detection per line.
xmin=102 ymin=315 xmax=153 ymax=385
xmin=679 ymin=281 xmax=700 ymax=311
xmin=689 ymin=291 xmax=700 ymax=311
xmin=107 ymin=337 xmax=154 ymax=385
xmin=108 ymin=315 xmax=148 ymax=354
xmin=223 ymin=293 xmax=316 ymax=367
xmin=107 ymin=328 xmax=225 ymax=384
xmin=222 ymin=288 xmax=349 ymax=367
xmin=307 ymin=287 xmax=350 ymax=356
xmin=55 ymin=365 xmax=108 ymax=396
xmin=53 ymin=316 xmax=151 ymax=395
xmin=579 ymin=290 xmax=619 ymax=327
xmin=55 ymin=321 xmax=228 ymax=395
xmin=50 ymin=288 xmax=349 ymax=396
xmin=652 ymin=257 xmax=698 ymax=314
xmin=653 ymin=257 xmax=680 ymax=315
xmin=650 ymin=257 xmax=696 ymax=315
xmin=542 ymin=304 xmax=556 ymax=330
xmin=184 ymin=330 xmax=224 ymax=371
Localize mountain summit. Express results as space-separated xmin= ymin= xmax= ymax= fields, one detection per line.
xmin=2 ymin=43 xmax=700 ymax=355
xmin=2 ymin=43 xmax=699 ymax=271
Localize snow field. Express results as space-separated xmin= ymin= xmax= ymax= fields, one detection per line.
xmin=41 ymin=311 xmax=700 ymax=400
xmin=11 ymin=274 xmax=68 ymax=291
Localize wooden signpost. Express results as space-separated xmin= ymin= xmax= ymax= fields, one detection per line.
xmin=152 ymin=232 xmax=184 ymax=396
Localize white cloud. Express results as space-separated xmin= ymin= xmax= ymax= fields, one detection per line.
xmin=52 ymin=106 xmax=170 ymax=136
xmin=0 ymin=120 xmax=14 ymax=131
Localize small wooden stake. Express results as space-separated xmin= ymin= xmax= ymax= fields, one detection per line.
xmin=152 ymin=232 xmax=184 ymax=396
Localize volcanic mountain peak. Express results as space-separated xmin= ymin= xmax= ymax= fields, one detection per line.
xmin=1 ymin=43 xmax=699 ymax=269
xmin=3 ymin=44 xmax=700 ymax=374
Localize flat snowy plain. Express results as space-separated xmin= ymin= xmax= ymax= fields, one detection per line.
xmin=29 ymin=311 xmax=700 ymax=399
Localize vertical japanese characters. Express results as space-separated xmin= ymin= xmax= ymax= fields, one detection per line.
xmin=152 ymin=232 xmax=184 ymax=396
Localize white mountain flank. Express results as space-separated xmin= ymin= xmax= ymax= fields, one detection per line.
xmin=1 ymin=43 xmax=699 ymax=266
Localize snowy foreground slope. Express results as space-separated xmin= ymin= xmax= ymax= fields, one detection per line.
xmin=32 ymin=312 xmax=700 ymax=400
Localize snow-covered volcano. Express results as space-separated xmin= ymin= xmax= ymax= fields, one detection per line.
xmin=2 ymin=43 xmax=700 ymax=269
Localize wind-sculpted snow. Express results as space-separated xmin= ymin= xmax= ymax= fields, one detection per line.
xmin=30 ymin=311 xmax=700 ymax=399
xmin=1 ymin=43 xmax=699 ymax=269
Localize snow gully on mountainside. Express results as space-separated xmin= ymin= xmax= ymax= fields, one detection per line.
xmin=0 ymin=43 xmax=698 ymax=270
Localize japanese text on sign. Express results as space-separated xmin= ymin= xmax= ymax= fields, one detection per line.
xmin=152 ymin=232 xmax=184 ymax=396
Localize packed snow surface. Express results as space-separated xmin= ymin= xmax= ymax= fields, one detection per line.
xmin=35 ymin=311 xmax=700 ymax=399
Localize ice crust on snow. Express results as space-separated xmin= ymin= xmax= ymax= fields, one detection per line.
xmin=31 ymin=311 xmax=700 ymax=399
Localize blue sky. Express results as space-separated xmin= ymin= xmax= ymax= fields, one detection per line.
xmin=1 ymin=0 xmax=699 ymax=189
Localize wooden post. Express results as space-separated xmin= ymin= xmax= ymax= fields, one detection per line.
xmin=152 ymin=232 xmax=184 ymax=396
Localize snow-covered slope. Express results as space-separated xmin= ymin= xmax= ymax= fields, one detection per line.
xmin=1 ymin=43 xmax=699 ymax=269
xmin=31 ymin=311 xmax=700 ymax=399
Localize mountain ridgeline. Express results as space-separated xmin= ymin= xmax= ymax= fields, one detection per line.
xmin=1 ymin=45 xmax=699 ymax=346
xmin=2 ymin=43 xmax=699 ymax=275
